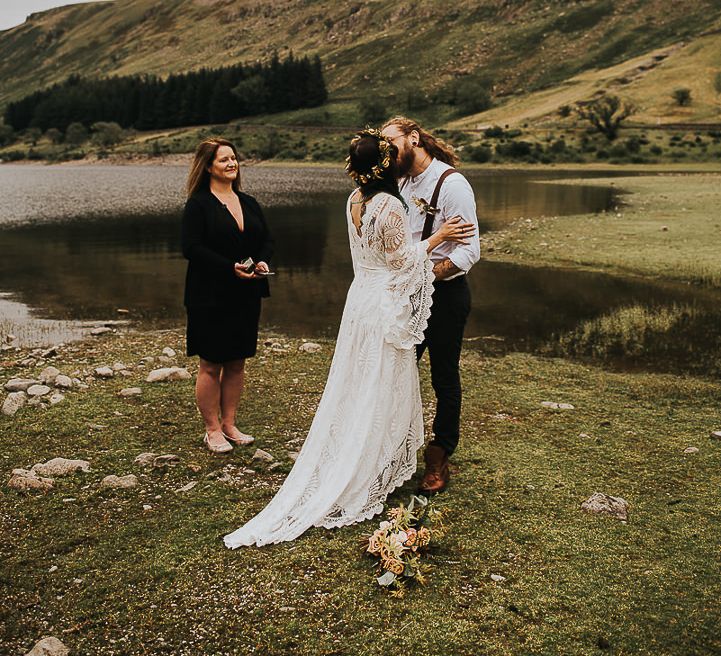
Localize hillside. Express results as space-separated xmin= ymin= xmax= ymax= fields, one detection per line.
xmin=1 ymin=0 xmax=721 ymax=128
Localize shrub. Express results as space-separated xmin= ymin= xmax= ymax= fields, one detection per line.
xmin=45 ymin=127 xmax=63 ymax=144
xmin=453 ymin=80 xmax=492 ymax=115
xmin=672 ymin=88 xmax=691 ymax=106
xmin=650 ymin=145 xmax=663 ymax=155
xmin=549 ymin=139 xmax=566 ymax=153
xmin=575 ymin=95 xmax=634 ymax=141
xmin=558 ymin=105 xmax=572 ymax=117
xmin=483 ymin=125 xmax=505 ymax=138
xmin=496 ymin=140 xmax=532 ymax=158
xmin=1 ymin=149 xmax=26 ymax=161
xmin=91 ymin=121 xmax=124 ymax=147
xmin=466 ymin=145 xmax=492 ymax=163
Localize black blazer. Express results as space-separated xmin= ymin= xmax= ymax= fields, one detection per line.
xmin=181 ymin=189 xmax=273 ymax=308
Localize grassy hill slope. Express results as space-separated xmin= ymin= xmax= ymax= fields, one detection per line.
xmin=1 ymin=0 xmax=721 ymax=127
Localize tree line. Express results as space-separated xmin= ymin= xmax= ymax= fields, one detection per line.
xmin=4 ymin=53 xmax=327 ymax=132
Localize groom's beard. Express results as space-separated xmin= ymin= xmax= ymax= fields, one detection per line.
xmin=396 ymin=147 xmax=415 ymax=178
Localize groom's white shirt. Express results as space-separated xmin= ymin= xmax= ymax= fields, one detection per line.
xmin=399 ymin=158 xmax=480 ymax=280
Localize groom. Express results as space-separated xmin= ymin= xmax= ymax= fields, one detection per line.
xmin=382 ymin=117 xmax=480 ymax=494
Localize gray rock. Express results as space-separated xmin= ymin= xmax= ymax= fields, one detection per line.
xmin=48 ymin=393 xmax=65 ymax=406
xmin=140 ymin=356 xmax=155 ymax=365
xmin=133 ymin=452 xmax=158 ymax=467
xmin=90 ymin=327 xmax=112 ymax=336
xmin=157 ymin=355 xmax=174 ymax=365
xmin=100 ymin=474 xmax=138 ymax=489
xmin=4 ymin=378 xmax=38 ymax=392
xmin=581 ymin=492 xmax=629 ymax=521
xmin=298 ymin=342 xmax=322 ymax=353
xmin=94 ymin=366 xmax=114 ymax=378
xmin=162 ymin=347 xmax=177 ymax=358
xmin=710 ymin=430 xmax=721 ymax=440
xmin=541 ymin=401 xmax=575 ymax=410
xmin=54 ymin=375 xmax=73 ymax=389
xmin=153 ymin=454 xmax=181 ymax=468
xmin=146 ymin=367 xmax=191 ymax=383
xmin=287 ymin=451 xmax=300 ymax=462
xmin=175 ymin=481 xmax=197 ymax=493
xmin=490 ymin=573 xmax=506 ymax=582
xmin=32 ymin=458 xmax=91 ymax=477
xmin=8 ymin=469 xmax=54 ymax=493
xmin=2 ymin=391 xmax=27 ymax=416
xmin=27 ymin=397 xmax=47 ymax=408
xmin=112 ymin=362 xmax=127 ymax=372
xmin=27 ymin=384 xmax=52 ymax=397
xmin=252 ymin=448 xmax=274 ymax=462
xmin=119 ymin=387 xmax=142 ymax=397
xmin=683 ymin=446 xmax=699 ymax=454
xmin=38 ymin=366 xmax=61 ymax=384
xmin=24 ymin=636 xmax=69 ymax=656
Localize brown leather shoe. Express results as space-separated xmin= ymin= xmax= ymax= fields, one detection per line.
xmin=418 ymin=444 xmax=450 ymax=495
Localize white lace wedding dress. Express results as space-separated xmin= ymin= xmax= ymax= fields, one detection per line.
xmin=224 ymin=192 xmax=435 ymax=547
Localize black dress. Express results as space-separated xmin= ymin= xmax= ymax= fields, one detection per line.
xmin=181 ymin=188 xmax=273 ymax=363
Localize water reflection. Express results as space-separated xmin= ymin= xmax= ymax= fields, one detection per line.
xmin=1 ymin=164 xmax=719 ymax=374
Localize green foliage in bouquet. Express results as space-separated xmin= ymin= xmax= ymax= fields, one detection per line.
xmin=363 ymin=495 xmax=447 ymax=598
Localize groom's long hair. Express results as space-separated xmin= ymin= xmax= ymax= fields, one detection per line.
xmin=383 ymin=116 xmax=460 ymax=168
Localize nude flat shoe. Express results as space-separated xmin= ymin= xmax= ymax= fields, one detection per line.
xmin=204 ymin=432 xmax=232 ymax=454
xmin=223 ymin=430 xmax=255 ymax=446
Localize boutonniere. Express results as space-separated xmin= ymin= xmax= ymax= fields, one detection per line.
xmin=411 ymin=196 xmax=438 ymax=215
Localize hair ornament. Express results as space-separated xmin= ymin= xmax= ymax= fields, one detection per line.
xmin=345 ymin=126 xmax=394 ymax=185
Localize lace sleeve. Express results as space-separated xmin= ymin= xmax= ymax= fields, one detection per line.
xmin=378 ymin=202 xmax=435 ymax=349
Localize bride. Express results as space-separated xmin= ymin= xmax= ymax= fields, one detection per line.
xmin=224 ymin=128 xmax=475 ymax=547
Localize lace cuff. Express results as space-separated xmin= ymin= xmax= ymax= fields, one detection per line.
xmin=381 ymin=241 xmax=435 ymax=350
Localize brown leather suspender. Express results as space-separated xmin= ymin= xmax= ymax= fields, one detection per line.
xmin=421 ymin=168 xmax=458 ymax=241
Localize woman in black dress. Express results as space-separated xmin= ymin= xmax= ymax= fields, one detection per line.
xmin=181 ymin=138 xmax=273 ymax=453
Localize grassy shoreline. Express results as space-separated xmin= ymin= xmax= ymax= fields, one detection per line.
xmin=484 ymin=173 xmax=721 ymax=286
xmin=1 ymin=328 xmax=720 ymax=655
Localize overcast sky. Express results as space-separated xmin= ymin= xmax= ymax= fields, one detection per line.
xmin=0 ymin=1 xmax=108 ymax=31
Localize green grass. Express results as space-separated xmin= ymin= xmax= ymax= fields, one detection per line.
xmin=1 ymin=329 xmax=720 ymax=654
xmin=485 ymin=173 xmax=721 ymax=286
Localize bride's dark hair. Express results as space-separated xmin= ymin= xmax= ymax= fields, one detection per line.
xmin=346 ymin=133 xmax=408 ymax=211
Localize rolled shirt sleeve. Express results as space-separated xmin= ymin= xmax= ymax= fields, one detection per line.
xmin=439 ymin=175 xmax=481 ymax=273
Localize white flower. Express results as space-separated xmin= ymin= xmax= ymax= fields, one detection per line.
xmin=379 ymin=521 xmax=391 ymax=531
xmin=396 ymin=531 xmax=408 ymax=543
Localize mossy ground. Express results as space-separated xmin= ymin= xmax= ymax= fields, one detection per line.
xmin=1 ymin=328 xmax=720 ymax=655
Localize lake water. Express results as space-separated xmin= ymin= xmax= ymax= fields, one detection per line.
xmin=1 ymin=164 xmax=719 ymax=374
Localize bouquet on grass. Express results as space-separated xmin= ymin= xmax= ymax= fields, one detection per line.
xmin=364 ymin=494 xmax=447 ymax=597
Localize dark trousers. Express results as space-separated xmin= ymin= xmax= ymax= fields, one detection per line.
xmin=416 ymin=275 xmax=471 ymax=457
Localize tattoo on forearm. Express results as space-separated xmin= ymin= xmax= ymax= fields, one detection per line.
xmin=433 ymin=258 xmax=462 ymax=280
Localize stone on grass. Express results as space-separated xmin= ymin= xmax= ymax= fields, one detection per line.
xmin=48 ymin=393 xmax=65 ymax=406
xmin=153 ymin=454 xmax=180 ymax=468
xmin=298 ymin=342 xmax=322 ymax=353
xmin=94 ymin=366 xmax=114 ymax=378
xmin=490 ymin=573 xmax=506 ymax=582
xmin=4 ymin=378 xmax=38 ymax=392
xmin=8 ymin=469 xmax=54 ymax=493
xmin=175 ymin=481 xmax=197 ymax=493
xmin=157 ymin=355 xmax=174 ymax=365
xmin=287 ymin=451 xmax=300 ymax=462
xmin=683 ymin=446 xmax=699 ymax=454
xmin=38 ymin=367 xmax=61 ymax=384
xmin=146 ymin=367 xmax=191 ymax=383
xmin=112 ymin=362 xmax=127 ymax=372
xmin=162 ymin=347 xmax=176 ymax=358
xmin=90 ymin=326 xmax=112 ymax=336
xmin=710 ymin=430 xmax=721 ymax=440
xmin=119 ymin=387 xmax=142 ymax=397
xmin=24 ymin=636 xmax=70 ymax=656
xmin=252 ymin=448 xmax=274 ymax=463
xmin=54 ymin=375 xmax=73 ymax=389
xmin=27 ymin=384 xmax=52 ymax=397
xmin=133 ymin=452 xmax=158 ymax=467
xmin=32 ymin=458 xmax=91 ymax=477
xmin=100 ymin=474 xmax=138 ymax=489
xmin=541 ymin=401 xmax=575 ymax=410
xmin=581 ymin=492 xmax=629 ymax=521
xmin=2 ymin=391 xmax=27 ymax=416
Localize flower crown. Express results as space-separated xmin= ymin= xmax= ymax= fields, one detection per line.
xmin=344 ymin=127 xmax=393 ymax=185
